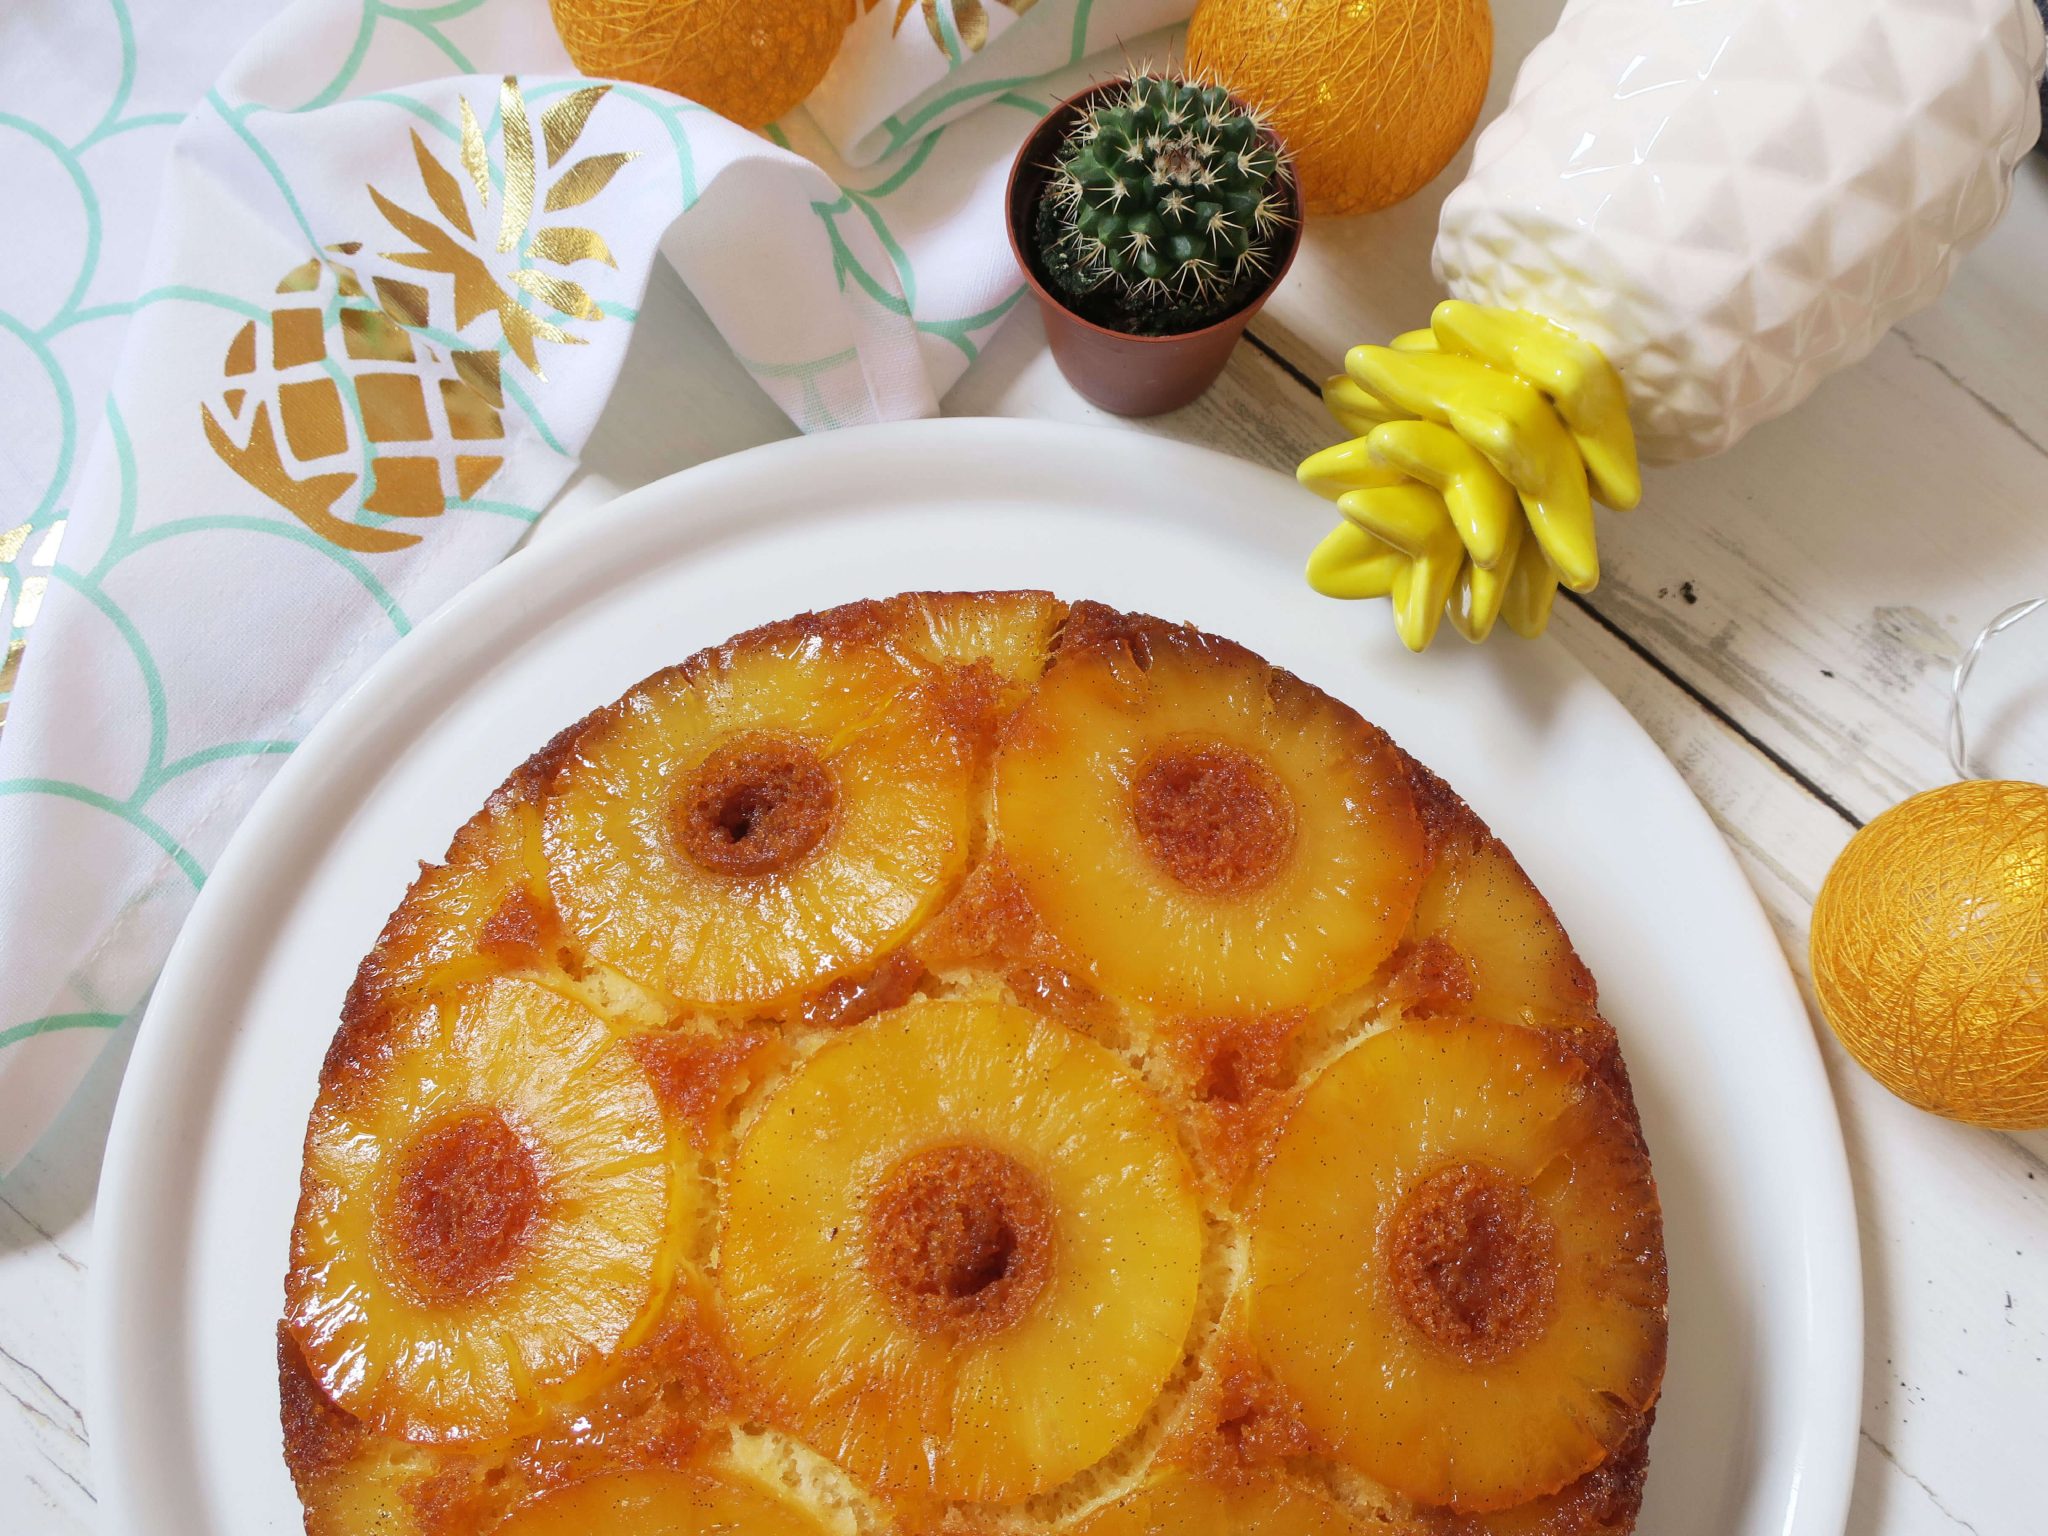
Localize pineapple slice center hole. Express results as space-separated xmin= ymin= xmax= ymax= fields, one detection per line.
xmin=1131 ymin=743 xmax=1296 ymax=896
xmin=381 ymin=1106 xmax=545 ymax=1305
xmin=675 ymin=732 xmax=837 ymax=878
xmin=1381 ymin=1161 xmax=1558 ymax=1365
xmin=865 ymin=1143 xmax=1053 ymax=1341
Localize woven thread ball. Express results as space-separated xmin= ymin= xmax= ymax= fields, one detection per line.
xmin=1810 ymin=780 xmax=2048 ymax=1129
xmin=1186 ymin=0 xmax=1492 ymax=217
xmin=548 ymin=0 xmax=848 ymax=130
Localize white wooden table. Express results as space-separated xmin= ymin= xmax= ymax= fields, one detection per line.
xmin=5 ymin=6 xmax=2046 ymax=1530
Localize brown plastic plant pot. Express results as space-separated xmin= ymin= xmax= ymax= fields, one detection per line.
xmin=1006 ymin=81 xmax=1302 ymax=418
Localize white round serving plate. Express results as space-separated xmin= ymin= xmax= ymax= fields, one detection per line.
xmin=91 ymin=419 xmax=1860 ymax=1536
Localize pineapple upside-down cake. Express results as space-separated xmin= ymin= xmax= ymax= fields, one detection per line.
xmin=281 ymin=593 xmax=1667 ymax=1536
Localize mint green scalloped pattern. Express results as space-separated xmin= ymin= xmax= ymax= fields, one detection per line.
xmin=4 ymin=0 xmax=168 ymax=756
xmin=1 ymin=0 xmax=1093 ymax=1055
xmin=0 ymin=1012 xmax=125 ymax=1051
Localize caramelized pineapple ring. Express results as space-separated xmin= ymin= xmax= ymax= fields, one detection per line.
xmin=892 ymin=589 xmax=1067 ymax=689
xmin=285 ymin=979 xmax=685 ymax=1443
xmin=993 ymin=608 xmax=1426 ymax=1015
xmin=1393 ymin=766 xmax=1598 ymax=1030
xmin=347 ymin=767 xmax=557 ymax=1017
xmin=1073 ymin=1471 xmax=1369 ymax=1536
xmin=719 ymin=997 xmax=1203 ymax=1502
xmin=486 ymin=1466 xmax=832 ymax=1535
xmin=543 ymin=631 xmax=976 ymax=1010
xmin=1423 ymin=1414 xmax=1654 ymax=1536
xmin=1244 ymin=1019 xmax=1665 ymax=1513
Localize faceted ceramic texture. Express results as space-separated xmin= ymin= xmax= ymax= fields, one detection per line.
xmin=1435 ymin=0 xmax=2045 ymax=463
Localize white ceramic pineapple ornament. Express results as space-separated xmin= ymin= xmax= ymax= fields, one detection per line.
xmin=1302 ymin=0 xmax=2046 ymax=650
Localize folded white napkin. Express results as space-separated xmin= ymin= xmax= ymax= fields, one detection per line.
xmin=0 ymin=0 xmax=1190 ymax=1171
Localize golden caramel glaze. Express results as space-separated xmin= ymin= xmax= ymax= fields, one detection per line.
xmin=912 ymin=852 xmax=1046 ymax=971
xmin=487 ymin=1465 xmax=836 ymax=1536
xmin=1395 ymin=764 xmax=1630 ymax=1096
xmin=280 ymin=1325 xmax=368 ymax=1489
xmin=285 ymin=980 xmax=683 ymax=1446
xmin=284 ymin=593 xmax=1662 ymax=1536
xmin=625 ymin=1027 xmax=790 ymax=1153
xmin=801 ymin=946 xmax=927 ymax=1030
xmin=1167 ymin=1011 xmax=1311 ymax=1191
xmin=718 ymin=996 xmax=1204 ymax=1503
xmin=512 ymin=1282 xmax=759 ymax=1489
xmin=910 ymin=853 xmax=1118 ymax=1036
xmin=1402 ymin=765 xmax=1596 ymax=1013
xmin=890 ymin=589 xmax=1068 ymax=691
xmin=538 ymin=598 xmax=1004 ymax=1013
xmin=1072 ymin=1470 xmax=1374 ymax=1536
xmin=1156 ymin=1338 xmax=1320 ymax=1486
xmin=282 ymin=1282 xmax=763 ymax=1536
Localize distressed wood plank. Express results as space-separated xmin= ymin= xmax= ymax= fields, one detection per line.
xmin=0 ymin=1016 xmax=133 ymax=1536
xmin=0 ymin=1214 xmax=95 ymax=1536
xmin=1238 ymin=2 xmax=2048 ymax=816
xmin=1550 ymin=600 xmax=2048 ymax=1536
xmin=1891 ymin=157 xmax=2048 ymax=462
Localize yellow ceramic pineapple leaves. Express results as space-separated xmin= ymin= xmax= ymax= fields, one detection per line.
xmin=1296 ymin=435 xmax=1406 ymax=499
xmin=1299 ymin=301 xmax=1641 ymax=650
xmin=1449 ymin=520 xmax=1518 ymax=642
xmin=1306 ymin=519 xmax=1404 ymax=600
xmin=1343 ymin=345 xmax=1598 ymax=591
xmin=1365 ymin=418 xmax=1519 ymax=570
xmin=1429 ymin=301 xmax=1640 ymax=510
xmin=1321 ymin=375 xmax=1400 ymax=437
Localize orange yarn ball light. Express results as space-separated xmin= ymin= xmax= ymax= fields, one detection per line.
xmin=1810 ymin=780 xmax=2048 ymax=1129
xmin=548 ymin=0 xmax=848 ymax=130
xmin=1187 ymin=0 xmax=1493 ymax=217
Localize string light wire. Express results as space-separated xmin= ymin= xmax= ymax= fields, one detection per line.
xmin=1947 ymin=596 xmax=2046 ymax=780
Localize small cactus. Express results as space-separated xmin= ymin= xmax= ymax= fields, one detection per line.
xmin=1041 ymin=73 xmax=1293 ymax=312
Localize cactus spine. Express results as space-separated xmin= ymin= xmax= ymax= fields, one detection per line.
xmin=1043 ymin=73 xmax=1293 ymax=310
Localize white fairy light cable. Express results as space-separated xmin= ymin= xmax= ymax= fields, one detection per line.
xmin=1947 ymin=596 xmax=2047 ymax=781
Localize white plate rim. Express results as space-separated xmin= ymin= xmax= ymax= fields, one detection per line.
xmin=88 ymin=417 xmax=1863 ymax=1536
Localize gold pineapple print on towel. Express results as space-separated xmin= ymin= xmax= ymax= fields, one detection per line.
xmin=203 ymin=79 xmax=627 ymax=554
xmin=877 ymin=0 xmax=1036 ymax=55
